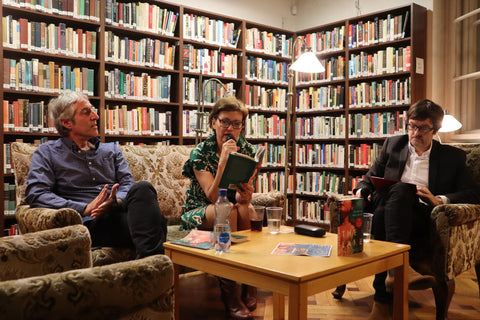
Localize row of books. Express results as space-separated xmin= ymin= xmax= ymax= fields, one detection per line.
xmin=349 ymin=175 xmax=366 ymax=195
xmin=3 ymin=183 xmax=16 ymax=217
xmin=295 ymin=115 xmax=346 ymax=139
xmin=255 ymin=171 xmax=285 ymax=194
xmin=4 ymin=58 xmax=95 ymax=96
xmin=348 ymin=143 xmax=382 ymax=169
xmin=245 ymin=56 xmax=288 ymax=85
xmin=3 ymin=99 xmax=57 ymax=134
xmin=299 ymin=25 xmax=346 ymax=55
xmin=3 ymin=0 xmax=101 ymax=22
xmin=182 ymin=13 xmax=241 ymax=48
xmin=182 ymin=44 xmax=238 ymax=77
xmin=105 ymin=0 xmax=178 ymax=36
xmin=295 ymin=199 xmax=331 ymax=224
xmin=104 ymin=31 xmax=176 ymax=70
xmin=104 ymin=70 xmax=171 ymax=102
xmin=348 ymin=12 xmax=409 ymax=48
xmin=295 ymin=143 xmax=345 ymax=168
xmin=245 ymin=113 xmax=286 ymax=139
xmin=182 ymin=77 xmax=235 ymax=105
xmin=244 ymin=28 xmax=292 ymax=57
xmin=244 ymin=85 xmax=287 ymax=112
xmin=182 ymin=109 xmax=200 ymax=137
xmin=4 ymin=224 xmax=19 ymax=236
xmin=349 ymin=110 xmax=407 ymax=138
xmin=348 ymin=46 xmax=411 ymax=78
xmin=296 ymin=85 xmax=345 ymax=111
xmin=254 ymin=142 xmax=285 ymax=168
xmin=3 ymin=17 xmax=97 ymax=59
xmin=349 ymin=78 xmax=411 ymax=108
xmin=296 ymin=171 xmax=346 ymax=196
xmin=104 ymin=105 xmax=172 ymax=136
xmin=296 ymin=56 xmax=346 ymax=84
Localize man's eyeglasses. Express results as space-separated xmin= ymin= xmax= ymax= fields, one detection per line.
xmin=407 ymin=123 xmax=434 ymax=133
xmin=218 ymin=118 xmax=244 ymax=129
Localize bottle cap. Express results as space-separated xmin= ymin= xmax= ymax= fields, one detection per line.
xmin=219 ymin=189 xmax=227 ymax=196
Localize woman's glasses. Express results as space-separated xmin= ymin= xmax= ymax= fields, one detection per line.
xmin=218 ymin=118 xmax=244 ymax=129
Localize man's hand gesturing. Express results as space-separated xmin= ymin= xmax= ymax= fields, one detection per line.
xmin=84 ymin=184 xmax=121 ymax=219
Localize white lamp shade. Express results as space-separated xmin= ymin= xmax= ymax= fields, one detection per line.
xmin=290 ymin=51 xmax=325 ymax=73
xmin=439 ymin=114 xmax=462 ymax=132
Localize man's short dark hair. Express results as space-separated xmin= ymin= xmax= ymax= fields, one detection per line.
xmin=406 ymin=99 xmax=444 ymax=133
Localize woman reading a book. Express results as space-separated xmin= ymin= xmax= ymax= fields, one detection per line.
xmin=181 ymin=96 xmax=258 ymax=320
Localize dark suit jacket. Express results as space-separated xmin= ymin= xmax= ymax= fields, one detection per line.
xmin=356 ymin=135 xmax=480 ymax=204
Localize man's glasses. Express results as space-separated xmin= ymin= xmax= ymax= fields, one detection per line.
xmin=218 ymin=118 xmax=244 ymax=129
xmin=407 ymin=123 xmax=434 ymax=133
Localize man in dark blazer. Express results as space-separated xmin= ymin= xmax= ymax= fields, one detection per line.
xmin=354 ymin=99 xmax=480 ymax=320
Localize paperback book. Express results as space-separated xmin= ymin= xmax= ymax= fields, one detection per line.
xmin=271 ymin=243 xmax=332 ymax=257
xmin=171 ymin=230 xmax=248 ymax=250
xmin=219 ymin=146 xmax=266 ymax=190
xmin=337 ymin=198 xmax=364 ymax=256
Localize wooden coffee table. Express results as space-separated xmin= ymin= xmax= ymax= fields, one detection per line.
xmin=165 ymin=227 xmax=410 ymax=320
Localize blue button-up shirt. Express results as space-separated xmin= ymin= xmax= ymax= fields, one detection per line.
xmin=25 ymin=137 xmax=135 ymax=222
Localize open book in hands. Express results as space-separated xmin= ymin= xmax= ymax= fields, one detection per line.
xmin=218 ymin=146 xmax=266 ymax=190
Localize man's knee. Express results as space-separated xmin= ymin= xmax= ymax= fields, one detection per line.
xmin=129 ymin=181 xmax=157 ymax=197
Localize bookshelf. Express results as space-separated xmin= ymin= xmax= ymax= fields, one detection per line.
xmin=289 ymin=3 xmax=426 ymax=224
xmin=0 ymin=1 xmax=426 ymax=235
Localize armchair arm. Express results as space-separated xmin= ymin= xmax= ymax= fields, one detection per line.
xmin=15 ymin=204 xmax=82 ymax=234
xmin=251 ymin=191 xmax=285 ymax=208
xmin=430 ymin=203 xmax=480 ymax=279
xmin=0 ymin=255 xmax=174 ymax=320
xmin=0 ymin=225 xmax=92 ymax=281
xmin=431 ymin=203 xmax=480 ymax=226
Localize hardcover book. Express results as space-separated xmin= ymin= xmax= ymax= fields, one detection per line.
xmin=337 ymin=198 xmax=364 ymax=256
xmin=218 ymin=146 xmax=265 ymax=190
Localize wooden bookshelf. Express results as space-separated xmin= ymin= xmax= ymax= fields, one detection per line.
xmin=289 ymin=3 xmax=426 ymax=224
xmin=0 ymin=0 xmax=426 ymax=234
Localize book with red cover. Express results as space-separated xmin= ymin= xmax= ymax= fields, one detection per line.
xmin=337 ymin=198 xmax=363 ymax=256
xmin=370 ymin=176 xmax=415 ymax=192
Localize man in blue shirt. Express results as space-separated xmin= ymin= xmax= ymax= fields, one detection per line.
xmin=25 ymin=92 xmax=167 ymax=258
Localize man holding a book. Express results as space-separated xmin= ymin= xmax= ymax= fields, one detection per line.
xmin=354 ymin=99 xmax=480 ymax=319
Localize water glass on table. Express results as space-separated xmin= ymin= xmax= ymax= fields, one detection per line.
xmin=266 ymin=207 xmax=282 ymax=234
xmin=363 ymin=213 xmax=373 ymax=242
xmin=249 ymin=206 xmax=265 ymax=231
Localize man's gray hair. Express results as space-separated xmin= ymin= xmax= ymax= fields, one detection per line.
xmin=49 ymin=92 xmax=89 ymax=137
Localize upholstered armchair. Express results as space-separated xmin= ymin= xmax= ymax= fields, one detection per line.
xmin=326 ymin=143 xmax=480 ymax=320
xmin=0 ymin=224 xmax=174 ymax=320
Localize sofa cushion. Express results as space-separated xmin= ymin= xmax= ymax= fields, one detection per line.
xmin=120 ymin=144 xmax=194 ymax=224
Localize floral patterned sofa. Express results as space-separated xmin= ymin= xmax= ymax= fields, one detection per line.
xmin=326 ymin=143 xmax=480 ymax=320
xmin=0 ymin=224 xmax=174 ymax=320
xmin=11 ymin=142 xmax=285 ymax=266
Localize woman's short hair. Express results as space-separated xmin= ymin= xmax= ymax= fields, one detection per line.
xmin=407 ymin=99 xmax=444 ymax=132
xmin=49 ymin=92 xmax=89 ymax=137
xmin=208 ymin=96 xmax=248 ymax=129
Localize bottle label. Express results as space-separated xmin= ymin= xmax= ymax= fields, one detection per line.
xmin=219 ymin=232 xmax=230 ymax=244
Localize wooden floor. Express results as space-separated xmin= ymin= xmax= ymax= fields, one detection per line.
xmin=178 ymin=268 xmax=480 ymax=320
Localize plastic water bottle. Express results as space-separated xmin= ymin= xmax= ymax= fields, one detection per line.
xmin=214 ymin=189 xmax=232 ymax=252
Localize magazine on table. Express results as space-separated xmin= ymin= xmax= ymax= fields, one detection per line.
xmin=171 ymin=230 xmax=248 ymax=249
xmin=271 ymin=243 xmax=332 ymax=257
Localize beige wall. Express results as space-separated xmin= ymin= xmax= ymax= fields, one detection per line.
xmin=172 ymin=0 xmax=433 ymax=31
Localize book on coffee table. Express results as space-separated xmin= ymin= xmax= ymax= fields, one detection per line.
xmin=171 ymin=230 xmax=248 ymax=249
xmin=271 ymin=243 xmax=332 ymax=257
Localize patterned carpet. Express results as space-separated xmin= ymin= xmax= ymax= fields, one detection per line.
xmin=178 ymin=268 xmax=480 ymax=320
